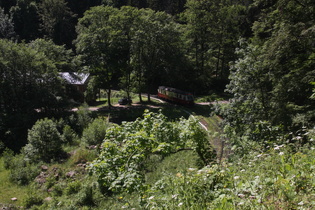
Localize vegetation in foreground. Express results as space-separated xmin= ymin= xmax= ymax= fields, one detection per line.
xmin=0 ymin=106 xmax=314 ymax=209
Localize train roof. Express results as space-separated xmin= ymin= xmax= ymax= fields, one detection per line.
xmin=158 ymin=86 xmax=193 ymax=95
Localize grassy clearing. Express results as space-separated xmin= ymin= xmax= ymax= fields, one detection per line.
xmin=0 ymin=157 xmax=29 ymax=207
xmin=145 ymin=150 xmax=200 ymax=185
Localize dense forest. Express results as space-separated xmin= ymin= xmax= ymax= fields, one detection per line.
xmin=0 ymin=0 xmax=315 ymax=209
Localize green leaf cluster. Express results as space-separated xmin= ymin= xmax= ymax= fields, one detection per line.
xmin=24 ymin=118 xmax=63 ymax=163
xmin=89 ymin=110 xmax=214 ymax=194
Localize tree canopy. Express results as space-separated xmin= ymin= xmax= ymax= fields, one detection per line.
xmin=0 ymin=0 xmax=314 ymax=155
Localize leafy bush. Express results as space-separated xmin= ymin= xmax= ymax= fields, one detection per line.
xmin=75 ymin=184 xmax=95 ymax=206
xmin=62 ymin=125 xmax=78 ymax=145
xmin=24 ymin=118 xmax=63 ymax=163
xmin=82 ymin=117 xmax=110 ymax=145
xmin=140 ymin=128 xmax=315 ymax=209
xmin=52 ymin=182 xmax=65 ymax=197
xmin=2 ymin=148 xmax=14 ymax=169
xmin=89 ymin=110 xmax=215 ymax=194
xmin=74 ymin=104 xmax=93 ymax=134
xmin=23 ymin=191 xmax=43 ymax=208
xmin=6 ymin=154 xmax=40 ymax=185
xmin=65 ymin=180 xmax=82 ymax=195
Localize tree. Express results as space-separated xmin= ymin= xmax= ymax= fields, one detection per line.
xmin=29 ymin=38 xmax=75 ymax=72
xmin=109 ymin=6 xmax=140 ymax=102
xmin=181 ymin=0 xmax=244 ymax=92
xmin=0 ymin=0 xmax=17 ymax=14
xmin=0 ymin=39 xmax=67 ymax=151
xmin=131 ymin=8 xmax=184 ymax=101
xmin=82 ymin=117 xmax=111 ymax=145
xmin=38 ymin=0 xmax=77 ymax=47
xmin=224 ymin=0 xmax=315 ymax=141
xmin=75 ymin=6 xmax=124 ymax=107
xmin=0 ymin=7 xmax=16 ymax=39
xmin=24 ymin=118 xmax=63 ymax=163
xmin=10 ymin=0 xmax=41 ymax=42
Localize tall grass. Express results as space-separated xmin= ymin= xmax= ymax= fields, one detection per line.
xmin=0 ymin=157 xmax=30 ymax=207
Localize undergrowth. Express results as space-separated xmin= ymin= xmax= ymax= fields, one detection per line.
xmin=1 ymin=108 xmax=314 ymax=209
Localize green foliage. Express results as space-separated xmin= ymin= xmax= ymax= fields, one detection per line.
xmin=82 ymin=117 xmax=110 ymax=145
xmin=38 ymin=0 xmax=76 ymax=47
xmin=6 ymin=154 xmax=40 ymax=185
xmin=2 ymin=148 xmax=14 ymax=169
xmin=62 ymin=125 xmax=78 ymax=145
xmin=52 ymin=182 xmax=65 ymax=197
xmin=10 ymin=0 xmax=41 ymax=41
xmin=75 ymin=183 xmax=95 ymax=207
xmin=69 ymin=104 xmax=94 ymax=135
xmin=76 ymin=6 xmax=186 ymax=103
xmin=84 ymin=76 xmax=98 ymax=105
xmin=141 ymin=129 xmax=315 ymax=209
xmin=29 ymin=38 xmax=75 ymax=72
xmin=181 ymin=0 xmax=245 ymax=90
xmin=23 ymin=191 xmax=43 ymax=208
xmin=90 ymin=110 xmax=215 ymax=194
xmin=224 ymin=0 xmax=315 ymax=141
xmin=145 ymin=150 xmax=200 ymax=185
xmin=69 ymin=147 xmax=98 ymax=165
xmin=0 ymin=7 xmax=15 ymax=39
xmin=65 ymin=180 xmax=82 ymax=195
xmin=0 ymin=39 xmax=69 ymax=151
xmin=24 ymin=118 xmax=64 ymax=163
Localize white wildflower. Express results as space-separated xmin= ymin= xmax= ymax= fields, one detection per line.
xmin=172 ymin=194 xmax=178 ymax=199
xmin=148 ymin=196 xmax=155 ymax=200
xmin=234 ymin=176 xmax=240 ymax=180
xmin=238 ymin=194 xmax=245 ymax=198
xmin=178 ymin=202 xmax=183 ymax=207
xmin=274 ymin=144 xmax=284 ymax=150
xmin=274 ymin=146 xmax=280 ymax=150
xmin=238 ymin=202 xmax=244 ymax=206
xmin=279 ymin=152 xmax=284 ymax=156
xmin=298 ymin=201 xmax=304 ymax=206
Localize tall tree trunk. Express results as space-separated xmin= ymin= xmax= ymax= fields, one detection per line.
xmin=107 ymin=88 xmax=111 ymax=108
xmin=138 ymin=92 xmax=142 ymax=103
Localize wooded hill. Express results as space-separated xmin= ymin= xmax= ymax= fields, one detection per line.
xmin=0 ymin=0 xmax=315 ymax=209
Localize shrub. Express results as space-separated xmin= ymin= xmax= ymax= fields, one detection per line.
xmin=23 ymin=191 xmax=43 ymax=208
xmin=76 ymin=184 xmax=95 ymax=206
xmin=76 ymin=104 xmax=93 ymax=133
xmin=52 ymin=182 xmax=65 ymax=196
xmin=62 ymin=125 xmax=78 ymax=145
xmin=82 ymin=117 xmax=110 ymax=145
xmin=8 ymin=154 xmax=40 ymax=185
xmin=2 ymin=148 xmax=14 ymax=169
xmin=65 ymin=180 xmax=82 ymax=195
xmin=24 ymin=118 xmax=63 ymax=163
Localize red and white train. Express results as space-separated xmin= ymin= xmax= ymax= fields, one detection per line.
xmin=157 ymin=86 xmax=194 ymax=106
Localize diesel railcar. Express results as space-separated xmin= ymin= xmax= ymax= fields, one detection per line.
xmin=157 ymin=86 xmax=194 ymax=106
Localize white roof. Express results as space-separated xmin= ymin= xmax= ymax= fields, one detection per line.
xmin=59 ymin=72 xmax=90 ymax=85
